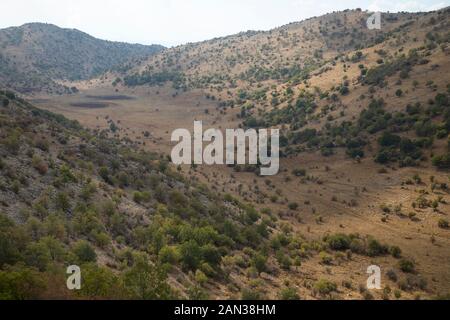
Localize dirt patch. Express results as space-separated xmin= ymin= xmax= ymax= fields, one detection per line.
xmin=85 ymin=95 xmax=135 ymax=101
xmin=30 ymin=98 xmax=51 ymax=104
xmin=70 ymin=102 xmax=111 ymax=108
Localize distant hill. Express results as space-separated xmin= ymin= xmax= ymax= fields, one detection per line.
xmin=121 ymin=8 xmax=450 ymax=167
xmin=0 ymin=23 xmax=164 ymax=94
xmin=122 ymin=8 xmax=448 ymax=91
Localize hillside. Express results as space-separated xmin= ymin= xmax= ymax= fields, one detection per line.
xmin=121 ymin=10 xmax=427 ymax=89
xmin=2 ymin=89 xmax=439 ymax=300
xmin=1 ymin=7 xmax=450 ymax=300
xmin=0 ymin=23 xmax=164 ymax=94
xmin=119 ymin=8 xmax=450 ymax=170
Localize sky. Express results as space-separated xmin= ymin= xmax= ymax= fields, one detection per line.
xmin=1 ymin=0 xmax=448 ymax=47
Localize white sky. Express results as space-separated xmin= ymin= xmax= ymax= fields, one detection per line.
xmin=1 ymin=0 xmax=448 ymax=47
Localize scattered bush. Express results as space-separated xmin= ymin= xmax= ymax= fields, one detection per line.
xmin=279 ymin=287 xmax=300 ymax=300
xmin=72 ymin=240 xmax=97 ymax=263
xmin=314 ymin=279 xmax=337 ymax=296
xmin=399 ymin=258 xmax=415 ymax=273
xmin=438 ymin=219 xmax=449 ymax=229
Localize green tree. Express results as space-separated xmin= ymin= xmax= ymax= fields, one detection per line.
xmin=0 ymin=265 xmax=46 ymax=300
xmin=124 ymin=255 xmax=172 ymax=300
xmin=72 ymin=240 xmax=97 ymax=264
xmin=0 ymin=215 xmax=26 ymax=267
xmin=179 ymin=240 xmax=202 ymax=271
xmin=158 ymin=246 xmax=179 ymax=264
xmin=79 ymin=263 xmax=120 ymax=298
xmin=24 ymin=242 xmax=51 ymax=271
xmin=251 ymin=253 xmax=268 ymax=274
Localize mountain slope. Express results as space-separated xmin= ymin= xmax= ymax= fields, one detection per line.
xmin=121 ymin=9 xmax=426 ymax=89
xmin=1 ymin=8 xmax=450 ymax=300
xmin=0 ymin=23 xmax=164 ymax=94
xmin=1 ymin=90 xmax=426 ymax=299
xmin=120 ymin=8 xmax=450 ymax=169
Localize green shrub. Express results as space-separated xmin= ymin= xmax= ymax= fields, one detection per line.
xmin=2 ymin=130 xmax=21 ymax=155
xmin=389 ymin=246 xmax=402 ymax=258
xmin=24 ymin=242 xmax=51 ymax=271
xmin=241 ymin=289 xmax=263 ymax=300
xmin=319 ymin=251 xmax=333 ymax=265
xmin=201 ymin=244 xmax=222 ymax=267
xmin=72 ymin=240 xmax=97 ymax=263
xmin=195 ymin=270 xmax=208 ymax=285
xmin=59 ymin=165 xmax=77 ymax=183
xmin=98 ymin=166 xmax=111 ymax=184
xmin=0 ymin=266 xmax=46 ymax=299
xmin=91 ymin=231 xmax=111 ymax=248
xmin=276 ymin=252 xmax=292 ymax=270
xmin=31 ymin=155 xmax=48 ymax=175
xmin=179 ymin=240 xmax=202 ymax=271
xmin=251 ymin=253 xmax=268 ymax=274
xmin=314 ymin=279 xmax=337 ymax=296
xmin=55 ymin=192 xmax=71 ymax=212
xmin=79 ymin=263 xmax=120 ymax=298
xmin=386 ymin=269 xmax=398 ymax=282
xmin=292 ymin=168 xmax=306 ymax=177
xmin=366 ymin=238 xmax=388 ymax=257
xmin=432 ymin=153 xmax=450 ymax=169
xmin=288 ymin=202 xmax=299 ymax=210
xmin=379 ymin=132 xmax=401 ymax=147
xmin=80 ymin=183 xmax=97 ymax=201
xmin=123 ymin=255 xmax=173 ymax=299
xmin=399 ymin=258 xmax=415 ymax=273
xmin=279 ymin=287 xmax=300 ymax=300
xmin=325 ymin=234 xmax=351 ymax=251
xmin=133 ymin=191 xmax=152 ymax=204
xmin=438 ymin=219 xmax=449 ymax=229
xmin=158 ymin=246 xmax=179 ymax=264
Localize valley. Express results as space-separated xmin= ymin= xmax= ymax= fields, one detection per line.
xmin=1 ymin=7 xmax=449 ymax=300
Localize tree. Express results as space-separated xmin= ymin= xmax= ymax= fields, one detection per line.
xmin=325 ymin=234 xmax=351 ymax=251
xmin=379 ymin=132 xmax=401 ymax=147
xmin=251 ymin=253 xmax=268 ymax=274
xmin=201 ymin=244 xmax=221 ymax=267
xmin=0 ymin=265 xmax=46 ymax=300
xmin=124 ymin=255 xmax=172 ymax=300
xmin=72 ymin=240 xmax=96 ymax=264
xmin=0 ymin=215 xmax=25 ymax=267
xmin=179 ymin=241 xmax=202 ymax=271
xmin=79 ymin=263 xmax=120 ymax=298
xmin=24 ymin=242 xmax=51 ymax=271
xmin=158 ymin=246 xmax=179 ymax=264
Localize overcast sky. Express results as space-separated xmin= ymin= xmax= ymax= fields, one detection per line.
xmin=1 ymin=0 xmax=448 ymax=47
